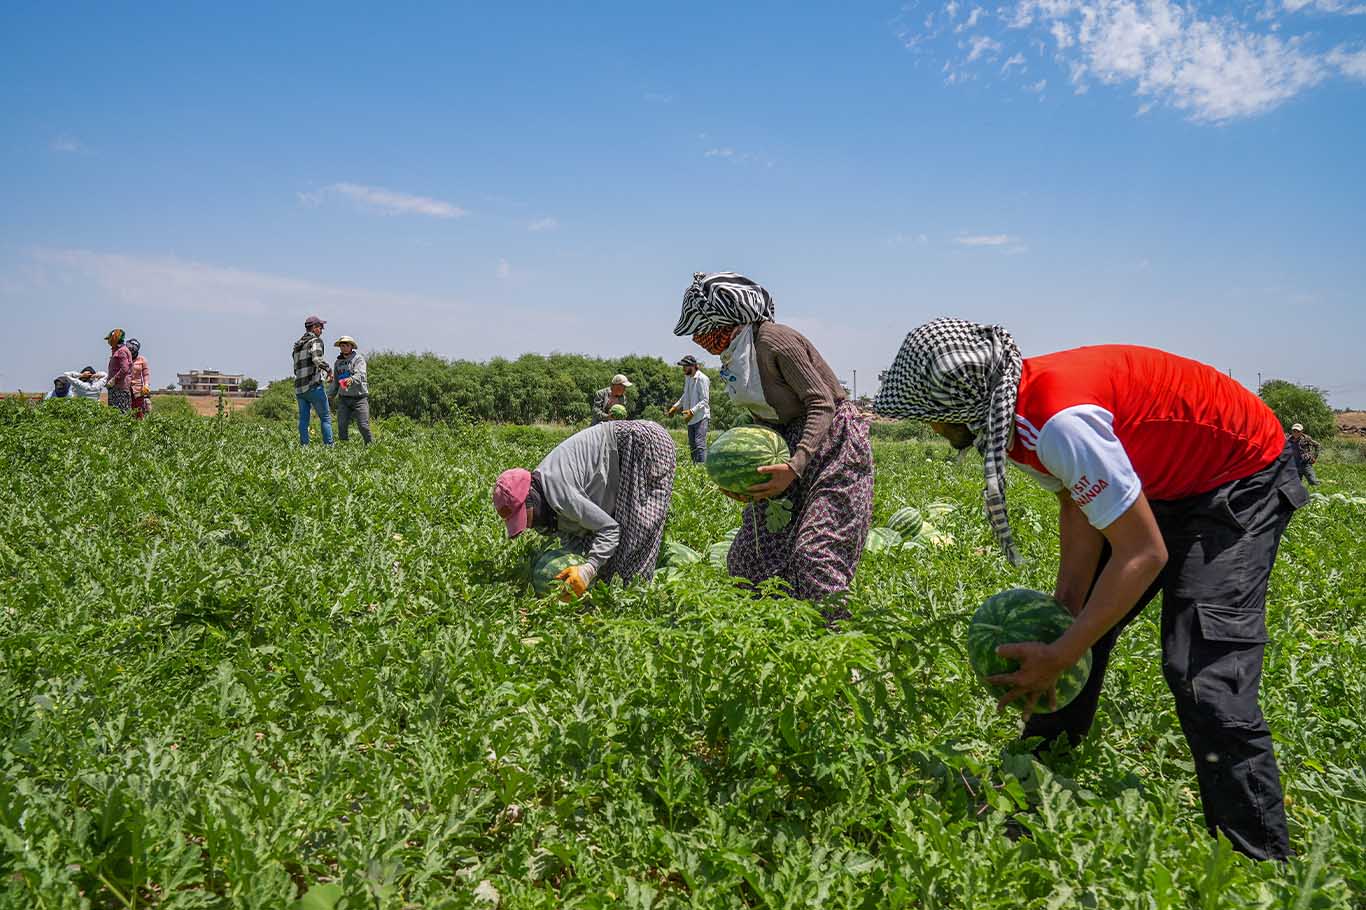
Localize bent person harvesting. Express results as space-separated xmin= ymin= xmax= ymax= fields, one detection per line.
xmin=875 ymin=318 xmax=1306 ymax=862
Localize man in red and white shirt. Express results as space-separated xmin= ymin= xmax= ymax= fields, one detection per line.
xmin=874 ymin=319 xmax=1306 ymax=862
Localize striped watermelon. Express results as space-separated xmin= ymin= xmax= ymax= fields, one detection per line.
xmin=609 ymin=404 xmax=627 ymax=419
xmin=531 ymin=548 xmax=588 ymax=596
xmin=706 ymin=426 xmax=790 ymax=495
xmin=967 ymin=588 xmax=1092 ymax=714
xmin=707 ymin=541 xmax=731 ymax=569
xmin=886 ymin=506 xmax=923 ymax=537
xmin=658 ymin=540 xmax=702 ymax=567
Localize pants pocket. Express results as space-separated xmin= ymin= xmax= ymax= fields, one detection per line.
xmin=1194 ymin=602 xmax=1268 ymax=645
xmin=1276 ymin=478 xmax=1309 ymax=512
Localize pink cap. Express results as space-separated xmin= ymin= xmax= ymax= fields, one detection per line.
xmin=492 ymin=468 xmax=532 ymax=538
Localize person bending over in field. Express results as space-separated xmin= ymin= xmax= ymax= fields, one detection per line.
xmin=673 ymin=272 xmax=873 ymax=616
xmin=491 ymin=419 xmax=677 ymax=596
xmin=874 ymin=318 xmax=1306 ymax=862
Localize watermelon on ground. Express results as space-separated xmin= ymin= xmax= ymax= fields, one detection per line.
xmin=925 ymin=500 xmax=956 ymax=520
xmin=609 ymin=404 xmax=628 ymax=419
xmin=885 ymin=506 xmax=923 ymax=537
xmin=707 ymin=541 xmax=731 ymax=569
xmin=864 ymin=527 xmax=902 ymax=553
xmin=706 ymin=426 xmax=790 ymax=495
xmin=967 ymin=588 xmax=1092 ymax=714
xmin=531 ymin=548 xmax=589 ymax=596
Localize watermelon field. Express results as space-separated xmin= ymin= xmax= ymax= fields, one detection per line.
xmin=3 ymin=402 xmax=1366 ymax=908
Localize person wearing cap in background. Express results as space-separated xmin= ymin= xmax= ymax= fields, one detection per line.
xmin=330 ymin=335 xmax=371 ymax=445
xmin=127 ymin=338 xmax=151 ymax=419
xmin=104 ymin=328 xmax=133 ymax=414
xmin=872 ymin=317 xmax=1307 ymax=862
xmin=57 ymin=367 xmax=106 ymax=400
xmin=590 ymin=374 xmax=631 ymax=425
xmin=667 ymin=354 xmax=711 ymax=463
xmin=491 ymin=418 xmax=677 ymax=597
xmin=1288 ymin=423 xmax=1320 ymax=485
xmin=292 ymin=315 xmax=334 ymax=446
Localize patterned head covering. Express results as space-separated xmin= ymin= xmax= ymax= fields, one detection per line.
xmin=127 ymin=338 xmax=141 ymax=356
xmin=673 ymin=272 xmax=775 ymax=336
xmin=874 ymin=318 xmax=1024 ymax=565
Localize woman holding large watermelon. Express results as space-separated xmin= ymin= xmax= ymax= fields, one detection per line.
xmin=873 ymin=317 xmax=1306 ymax=862
xmin=672 ymin=272 xmax=874 ymax=613
xmin=491 ymin=419 xmax=676 ymax=596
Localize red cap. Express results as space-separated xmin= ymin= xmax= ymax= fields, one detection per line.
xmin=492 ymin=468 xmax=532 ymax=538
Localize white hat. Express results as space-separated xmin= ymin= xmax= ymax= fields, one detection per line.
xmin=334 ymin=335 xmax=357 ymax=347
xmin=1291 ymin=423 xmax=1304 ymax=432
xmin=611 ymin=373 xmax=632 ymax=387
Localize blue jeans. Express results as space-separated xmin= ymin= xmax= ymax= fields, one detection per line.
xmin=686 ymin=418 xmax=709 ymax=463
xmin=297 ymin=386 xmax=333 ymax=446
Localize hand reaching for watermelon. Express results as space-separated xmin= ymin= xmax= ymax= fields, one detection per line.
xmin=746 ymin=463 xmax=797 ymax=500
xmin=987 ymin=641 xmax=1073 ymax=718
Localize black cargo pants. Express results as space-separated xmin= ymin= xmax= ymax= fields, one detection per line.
xmin=1023 ymin=444 xmax=1307 ymax=861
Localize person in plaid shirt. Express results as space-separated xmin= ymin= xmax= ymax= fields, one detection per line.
xmin=1288 ymin=423 xmax=1320 ymax=485
xmin=292 ymin=314 xmax=334 ymax=446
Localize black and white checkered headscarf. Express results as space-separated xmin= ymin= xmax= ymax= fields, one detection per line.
xmin=874 ymin=318 xmax=1024 ymax=565
xmin=672 ymin=272 xmax=775 ymax=336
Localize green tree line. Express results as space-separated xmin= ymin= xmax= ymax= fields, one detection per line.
xmin=252 ymin=351 xmax=751 ymax=430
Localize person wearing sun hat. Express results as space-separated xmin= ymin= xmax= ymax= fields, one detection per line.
xmin=590 ymin=373 xmax=632 ymax=425
xmin=873 ymin=317 xmax=1307 ymax=861
xmin=104 ymin=328 xmax=133 ymax=413
xmin=292 ymin=315 xmax=334 ymax=446
xmin=667 ymin=354 xmax=711 ymax=463
xmin=491 ymin=418 xmax=676 ymax=596
xmin=1287 ymin=423 xmax=1320 ymax=485
xmin=330 ymin=335 xmax=371 ymax=444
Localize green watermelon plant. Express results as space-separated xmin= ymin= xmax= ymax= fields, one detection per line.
xmin=0 ymin=398 xmax=1362 ymax=907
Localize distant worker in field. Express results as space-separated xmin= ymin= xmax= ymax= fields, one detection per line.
xmin=491 ymin=419 xmax=677 ymax=596
xmin=104 ymin=328 xmax=133 ymax=414
xmin=590 ymin=374 xmax=631 ymax=425
xmin=292 ymin=315 xmax=334 ymax=446
xmin=673 ymin=272 xmax=874 ymax=616
xmin=45 ymin=376 xmax=72 ymax=399
xmin=330 ymin=335 xmax=371 ymax=444
xmin=667 ymin=354 xmax=711 ymax=463
xmin=60 ymin=366 xmax=107 ymax=400
xmin=127 ymin=338 xmax=151 ymax=419
xmin=1288 ymin=423 xmax=1320 ymax=486
xmin=874 ymin=317 xmax=1307 ymax=862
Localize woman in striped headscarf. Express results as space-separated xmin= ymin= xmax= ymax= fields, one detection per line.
xmin=674 ymin=272 xmax=874 ymax=615
xmin=874 ymin=317 xmax=1304 ymax=862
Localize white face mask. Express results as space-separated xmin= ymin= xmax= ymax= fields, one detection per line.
xmin=718 ymin=325 xmax=780 ymax=422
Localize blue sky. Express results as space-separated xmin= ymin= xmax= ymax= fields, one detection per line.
xmin=2 ymin=2 xmax=1364 ymax=405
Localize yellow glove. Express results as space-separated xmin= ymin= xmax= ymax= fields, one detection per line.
xmin=555 ymin=563 xmax=595 ymax=598
xmin=666 ymin=406 xmax=678 ymax=416
xmin=683 ymin=409 xmax=694 ymax=420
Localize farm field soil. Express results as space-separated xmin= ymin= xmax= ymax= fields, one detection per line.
xmin=2 ymin=402 xmax=1365 ymax=908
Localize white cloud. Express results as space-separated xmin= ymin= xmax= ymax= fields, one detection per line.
xmin=1027 ymin=78 xmax=1049 ymax=92
xmin=703 ymin=146 xmax=774 ymax=167
xmin=1329 ymin=46 xmax=1366 ymax=77
xmin=527 ymin=216 xmax=559 ymax=232
xmin=907 ymin=0 xmax=1366 ymax=122
xmin=51 ymin=137 xmax=82 ymax=153
xmin=704 ymin=147 xmax=736 ymax=158
xmin=26 ymin=247 xmax=466 ymax=318
xmin=303 ymin=182 xmax=467 ymax=218
xmin=496 ymin=258 xmax=512 ymax=280
xmin=955 ymin=233 xmax=1019 ymax=246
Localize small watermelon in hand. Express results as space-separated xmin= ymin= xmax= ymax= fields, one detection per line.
xmin=531 ymin=548 xmax=589 ymax=596
xmin=967 ymin=588 xmax=1092 ymax=714
xmin=609 ymin=404 xmax=628 ymax=419
xmin=706 ymin=426 xmax=790 ymax=495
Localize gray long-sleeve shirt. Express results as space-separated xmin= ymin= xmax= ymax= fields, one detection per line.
xmin=672 ymin=371 xmax=710 ymax=425
xmin=536 ymin=423 xmax=621 ymax=568
xmin=330 ymin=350 xmax=369 ymax=398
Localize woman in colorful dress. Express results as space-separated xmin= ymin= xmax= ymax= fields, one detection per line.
xmin=672 ymin=272 xmax=873 ymax=612
xmin=104 ymin=328 xmax=133 ymax=414
xmin=491 ymin=419 xmax=677 ymax=596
